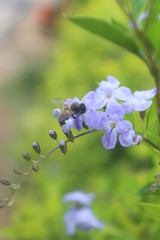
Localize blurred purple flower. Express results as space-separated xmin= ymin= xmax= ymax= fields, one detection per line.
xmin=122 ymin=87 xmax=157 ymax=114
xmin=64 ymin=206 xmax=105 ymax=235
xmin=63 ymin=191 xmax=95 ymax=206
xmin=129 ymin=9 xmax=150 ymax=28
xmin=138 ymin=9 xmax=149 ymax=21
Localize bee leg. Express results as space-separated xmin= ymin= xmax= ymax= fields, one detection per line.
xmin=72 ymin=114 xmax=77 ymax=119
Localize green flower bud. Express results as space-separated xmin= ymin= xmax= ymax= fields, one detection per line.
xmin=61 ymin=125 xmax=74 ymax=142
xmin=32 ymin=163 xmax=40 ymax=172
xmin=10 ymin=184 xmax=20 ymax=191
xmin=7 ymin=198 xmax=14 ymax=208
xmin=0 ymin=202 xmax=5 ymax=209
xmin=49 ymin=129 xmax=57 ymax=140
xmin=59 ymin=140 xmax=67 ymax=154
xmin=13 ymin=168 xmax=23 ymax=175
xmin=22 ymin=152 xmax=31 ymax=161
xmin=0 ymin=179 xmax=11 ymax=186
xmin=32 ymin=142 xmax=41 ymax=154
xmin=140 ymin=111 xmax=146 ymax=120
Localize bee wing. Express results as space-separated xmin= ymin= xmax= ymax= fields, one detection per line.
xmin=52 ymin=98 xmax=65 ymax=109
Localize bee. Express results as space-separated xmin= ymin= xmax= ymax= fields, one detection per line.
xmin=52 ymin=98 xmax=86 ymax=126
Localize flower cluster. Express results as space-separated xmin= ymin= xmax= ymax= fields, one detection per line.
xmin=54 ymin=76 xmax=157 ymax=149
xmin=63 ymin=191 xmax=105 ymax=235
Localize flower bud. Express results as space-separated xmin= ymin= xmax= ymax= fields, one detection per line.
xmin=0 ymin=202 xmax=5 ymax=209
xmin=154 ymin=174 xmax=160 ymax=179
xmin=32 ymin=163 xmax=40 ymax=172
xmin=13 ymin=168 xmax=23 ymax=175
xmin=0 ymin=209 xmax=4 ymax=215
xmin=7 ymin=198 xmax=14 ymax=208
xmin=10 ymin=184 xmax=20 ymax=191
xmin=22 ymin=152 xmax=31 ymax=161
xmin=59 ymin=140 xmax=67 ymax=154
xmin=62 ymin=125 xmax=74 ymax=142
xmin=53 ymin=109 xmax=61 ymax=118
xmin=140 ymin=111 xmax=146 ymax=119
xmin=32 ymin=142 xmax=41 ymax=154
xmin=49 ymin=129 xmax=57 ymax=140
xmin=0 ymin=179 xmax=11 ymax=186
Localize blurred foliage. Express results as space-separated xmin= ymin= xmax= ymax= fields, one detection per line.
xmin=0 ymin=0 xmax=160 ymax=239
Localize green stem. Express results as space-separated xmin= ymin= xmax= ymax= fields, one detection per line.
xmin=143 ymin=137 xmax=160 ymax=151
xmin=116 ymin=1 xmax=160 ymax=126
xmin=1 ymin=129 xmax=97 ymax=214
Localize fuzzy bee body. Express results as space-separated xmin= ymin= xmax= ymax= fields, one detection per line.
xmin=53 ymin=99 xmax=86 ymax=126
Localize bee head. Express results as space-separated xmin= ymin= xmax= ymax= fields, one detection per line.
xmin=79 ymin=103 xmax=86 ymax=113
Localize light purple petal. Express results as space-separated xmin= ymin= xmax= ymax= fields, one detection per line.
xmin=65 ymin=116 xmax=83 ymax=131
xmin=114 ymin=86 xmax=132 ymax=101
xmin=102 ymin=128 xmax=117 ymax=149
xmin=83 ymin=109 xmax=101 ymax=129
xmin=119 ymin=130 xmax=143 ymax=147
xmin=64 ymin=207 xmax=77 ymax=235
xmin=133 ymin=87 xmax=157 ymax=100
xmin=82 ymin=91 xmax=96 ymax=109
xmin=117 ymin=120 xmax=133 ymax=134
xmin=63 ymin=191 xmax=95 ymax=205
xmin=134 ymin=99 xmax=152 ymax=111
xmin=65 ymin=97 xmax=80 ymax=106
xmin=99 ymin=76 xmax=120 ymax=90
xmin=76 ymin=207 xmax=105 ymax=230
xmin=119 ymin=131 xmax=134 ymax=147
xmin=96 ymin=112 xmax=108 ymax=130
xmin=138 ymin=9 xmax=149 ymax=21
xmin=121 ymin=101 xmax=135 ymax=114
xmin=106 ymin=104 xmax=125 ymax=120
xmin=63 ymin=205 xmax=105 ymax=235
xmin=94 ymin=89 xmax=107 ymax=109
xmin=107 ymin=76 xmax=120 ymax=88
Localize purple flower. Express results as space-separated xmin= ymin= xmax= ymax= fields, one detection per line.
xmin=98 ymin=104 xmax=141 ymax=149
xmin=64 ymin=206 xmax=105 ymax=235
xmin=122 ymin=87 xmax=157 ymax=114
xmin=138 ymin=9 xmax=149 ymax=21
xmin=65 ymin=91 xmax=101 ymax=131
xmin=119 ymin=129 xmax=143 ymax=147
xmin=130 ymin=9 xmax=150 ymax=28
xmin=95 ymin=76 xmax=131 ymax=109
xmin=63 ymin=191 xmax=95 ymax=206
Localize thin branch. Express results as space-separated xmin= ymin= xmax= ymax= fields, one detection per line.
xmin=0 ymin=129 xmax=97 ymax=214
xmin=116 ymin=0 xmax=160 ymax=125
xmin=143 ymin=137 xmax=160 ymax=151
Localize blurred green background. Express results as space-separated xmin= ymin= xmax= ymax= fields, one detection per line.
xmin=0 ymin=0 xmax=159 ymax=239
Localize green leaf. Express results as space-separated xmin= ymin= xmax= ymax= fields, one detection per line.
xmin=67 ymin=16 xmax=142 ymax=58
xmin=130 ymin=0 xmax=148 ymax=17
xmin=139 ymin=202 xmax=160 ymax=221
xmin=111 ymin=18 xmax=128 ymax=33
xmin=146 ymin=98 xmax=158 ymax=130
xmin=146 ymin=131 xmax=160 ymax=145
xmin=146 ymin=0 xmax=160 ymax=59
